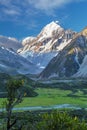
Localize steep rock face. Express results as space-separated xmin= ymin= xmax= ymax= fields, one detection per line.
xmin=18 ymin=21 xmax=64 ymax=53
xmin=22 ymin=37 xmax=36 ymax=46
xmin=18 ymin=21 xmax=75 ymax=72
xmin=0 ymin=36 xmax=22 ymax=51
xmin=18 ymin=21 xmax=75 ymax=53
xmin=40 ymin=27 xmax=87 ymax=79
xmin=74 ymin=55 xmax=87 ymax=77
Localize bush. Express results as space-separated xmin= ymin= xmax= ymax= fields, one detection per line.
xmin=36 ymin=111 xmax=87 ymax=130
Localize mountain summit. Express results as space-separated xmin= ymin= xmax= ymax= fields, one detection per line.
xmin=18 ymin=21 xmax=75 ymax=73
xmin=18 ymin=21 xmax=65 ymax=53
xmin=1 ymin=22 xmax=87 ymax=77
xmin=37 ymin=21 xmax=63 ymax=40
xmin=40 ymin=26 xmax=87 ymax=78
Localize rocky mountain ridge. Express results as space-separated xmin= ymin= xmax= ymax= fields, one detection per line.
xmin=40 ymin=27 xmax=87 ymax=78
xmin=0 ymin=22 xmax=87 ymax=78
xmin=18 ymin=21 xmax=76 ymax=72
xmin=0 ymin=46 xmax=39 ymax=75
xmin=0 ymin=35 xmax=22 ymax=51
xmin=18 ymin=21 xmax=76 ymax=53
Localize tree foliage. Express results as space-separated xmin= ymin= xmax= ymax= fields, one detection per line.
xmin=5 ymin=79 xmax=24 ymax=130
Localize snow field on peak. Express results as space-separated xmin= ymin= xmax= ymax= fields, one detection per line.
xmin=38 ymin=21 xmax=64 ymax=40
xmin=22 ymin=37 xmax=36 ymax=46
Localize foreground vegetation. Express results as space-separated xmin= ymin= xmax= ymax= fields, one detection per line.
xmin=0 ymin=73 xmax=87 ymax=129
xmin=1 ymin=110 xmax=87 ymax=130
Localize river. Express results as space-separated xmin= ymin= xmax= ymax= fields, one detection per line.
xmin=0 ymin=104 xmax=81 ymax=112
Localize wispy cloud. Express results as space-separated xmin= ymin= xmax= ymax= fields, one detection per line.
xmin=28 ymin=0 xmax=86 ymax=13
xmin=3 ymin=8 xmax=21 ymax=15
xmin=0 ymin=0 xmax=86 ymax=26
xmin=0 ymin=0 xmax=86 ymax=17
xmin=28 ymin=0 xmax=71 ymax=12
xmin=0 ymin=0 xmax=21 ymax=17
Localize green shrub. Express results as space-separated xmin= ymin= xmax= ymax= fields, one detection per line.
xmin=36 ymin=111 xmax=87 ymax=130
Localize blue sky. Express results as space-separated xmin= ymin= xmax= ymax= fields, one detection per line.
xmin=0 ymin=0 xmax=87 ymax=40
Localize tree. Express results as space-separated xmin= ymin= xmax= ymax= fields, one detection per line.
xmin=5 ymin=79 xmax=24 ymax=130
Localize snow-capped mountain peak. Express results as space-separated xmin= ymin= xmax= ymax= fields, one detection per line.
xmin=42 ymin=21 xmax=62 ymax=32
xmin=38 ymin=21 xmax=64 ymax=40
xmin=1 ymin=22 xmax=87 ymax=78
xmin=17 ymin=21 xmax=76 ymax=74
xmin=18 ymin=21 xmax=66 ymax=54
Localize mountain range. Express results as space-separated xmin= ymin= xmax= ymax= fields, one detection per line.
xmin=0 ymin=21 xmax=87 ymax=78
xmin=0 ymin=35 xmax=22 ymax=51
xmin=18 ymin=21 xmax=76 ymax=73
xmin=40 ymin=27 xmax=87 ymax=79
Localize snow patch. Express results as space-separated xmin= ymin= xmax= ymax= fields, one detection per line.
xmin=0 ymin=63 xmax=7 ymax=68
xmin=6 ymin=48 xmax=17 ymax=55
xmin=74 ymin=48 xmax=80 ymax=67
xmin=74 ymin=55 xmax=87 ymax=77
xmin=57 ymin=39 xmax=71 ymax=51
xmin=1 ymin=46 xmax=4 ymax=49
xmin=38 ymin=21 xmax=64 ymax=41
xmin=22 ymin=37 xmax=36 ymax=46
xmin=8 ymin=37 xmax=18 ymax=42
xmin=20 ymin=51 xmax=58 ymax=73
xmin=48 ymin=73 xmax=58 ymax=79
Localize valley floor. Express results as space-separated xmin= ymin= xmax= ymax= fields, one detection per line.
xmin=0 ymin=79 xmax=87 ymax=110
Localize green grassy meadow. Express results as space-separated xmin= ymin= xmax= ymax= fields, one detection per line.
xmin=16 ymin=87 xmax=87 ymax=108
xmin=0 ymin=84 xmax=87 ymax=108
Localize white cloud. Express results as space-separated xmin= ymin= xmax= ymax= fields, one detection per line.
xmin=0 ymin=0 xmax=21 ymax=17
xmin=26 ymin=0 xmax=87 ymax=14
xmin=0 ymin=0 xmax=86 ymax=16
xmin=0 ymin=0 xmax=86 ymax=17
xmin=28 ymin=0 xmax=71 ymax=11
xmin=3 ymin=9 xmax=21 ymax=15
xmin=0 ymin=0 xmax=86 ymax=24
